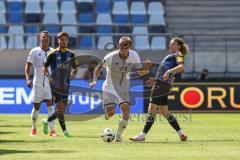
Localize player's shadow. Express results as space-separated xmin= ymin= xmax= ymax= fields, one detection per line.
xmin=0 ymin=124 xmax=31 ymax=128
xmin=0 ymin=139 xmax=53 ymax=144
xmin=126 ymin=141 xmax=184 ymax=145
xmin=188 ymin=139 xmax=240 ymax=143
xmin=0 ymin=149 xmax=75 ymax=156
xmin=37 ymin=150 xmax=76 ymax=154
xmin=73 ymin=135 xmax=100 ymax=139
xmin=0 ymin=139 xmax=25 ymax=144
xmin=25 ymin=139 xmax=54 ymax=144
xmin=0 ymin=149 xmax=34 ymax=156
xmin=127 ymin=139 xmax=240 ymax=144
xmin=0 ymin=131 xmax=17 ymax=135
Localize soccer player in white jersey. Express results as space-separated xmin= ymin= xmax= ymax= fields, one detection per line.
xmin=25 ymin=31 xmax=56 ymax=137
xmin=90 ymin=36 xmax=151 ymax=142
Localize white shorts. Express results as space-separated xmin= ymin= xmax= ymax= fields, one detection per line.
xmin=102 ymin=87 xmax=130 ymax=108
xmin=31 ymin=86 xmax=52 ymax=103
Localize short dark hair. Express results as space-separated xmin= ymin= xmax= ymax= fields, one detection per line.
xmin=57 ymin=32 xmax=68 ymax=38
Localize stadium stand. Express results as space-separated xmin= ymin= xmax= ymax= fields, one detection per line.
xmin=0 ymin=0 xmax=166 ymax=50
xmin=165 ymin=0 xmax=240 ymax=74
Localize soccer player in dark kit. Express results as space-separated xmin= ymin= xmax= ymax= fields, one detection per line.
xmin=130 ymin=37 xmax=189 ymax=142
xmin=42 ymin=32 xmax=78 ymax=138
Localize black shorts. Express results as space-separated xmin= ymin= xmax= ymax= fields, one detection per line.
xmin=51 ymin=89 xmax=69 ymax=104
xmin=149 ymin=89 xmax=168 ymax=106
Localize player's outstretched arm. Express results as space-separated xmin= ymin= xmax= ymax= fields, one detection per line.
xmin=137 ymin=59 xmax=151 ymax=76
xmin=89 ymin=62 xmax=103 ymax=88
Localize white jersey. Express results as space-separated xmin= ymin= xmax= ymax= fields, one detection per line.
xmin=102 ymin=50 xmax=142 ymax=93
xmin=27 ymin=47 xmax=54 ymax=87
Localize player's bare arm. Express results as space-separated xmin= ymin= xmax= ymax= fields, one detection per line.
xmin=137 ymin=59 xmax=151 ymax=76
xmin=70 ymin=68 xmax=78 ymax=80
xmin=89 ymin=62 xmax=103 ymax=88
xmin=163 ymin=63 xmax=184 ymax=81
xmin=25 ymin=62 xmax=32 ymax=88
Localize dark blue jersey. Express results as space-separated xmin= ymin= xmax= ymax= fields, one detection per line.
xmin=44 ymin=48 xmax=78 ymax=92
xmin=155 ymin=52 xmax=184 ymax=81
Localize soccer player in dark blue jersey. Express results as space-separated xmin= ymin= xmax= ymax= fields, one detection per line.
xmin=42 ymin=32 xmax=78 ymax=138
xmin=130 ymin=37 xmax=189 ymax=141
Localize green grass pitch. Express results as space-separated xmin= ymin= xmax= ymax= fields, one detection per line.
xmin=0 ymin=114 xmax=240 ymax=160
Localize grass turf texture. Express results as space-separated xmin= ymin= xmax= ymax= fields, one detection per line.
xmin=0 ymin=114 xmax=239 ymax=160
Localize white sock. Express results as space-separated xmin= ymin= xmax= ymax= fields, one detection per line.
xmin=139 ymin=132 xmax=146 ymax=138
xmin=31 ymin=108 xmax=39 ymax=129
xmin=47 ymin=105 xmax=55 ymax=131
xmin=117 ymin=119 xmax=128 ymax=137
xmin=177 ymin=130 xmax=184 ymax=136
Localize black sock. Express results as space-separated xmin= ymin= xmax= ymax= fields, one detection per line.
xmin=48 ymin=112 xmax=58 ymax=122
xmin=143 ymin=114 xmax=155 ymax=134
xmin=167 ymin=115 xmax=181 ymax=132
xmin=58 ymin=113 xmax=66 ymax=132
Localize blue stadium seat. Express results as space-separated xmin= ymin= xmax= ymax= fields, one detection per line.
xmin=149 ymin=14 xmax=165 ymax=25
xmin=26 ymin=35 xmax=38 ymax=49
xmin=43 ymin=13 xmax=59 ymax=24
xmin=112 ymin=0 xmax=128 ymax=2
xmin=134 ymin=36 xmax=150 ymax=50
xmin=151 ymin=36 xmax=166 ymax=50
xmin=62 ymin=26 xmax=78 ymax=36
xmin=0 ymin=13 xmax=6 ymax=24
xmin=95 ymin=1 xmax=111 ymax=13
xmin=79 ymin=36 xmax=93 ymax=49
xmin=77 ymin=0 xmax=93 ymax=2
xmin=97 ymin=36 xmax=113 ymax=49
xmin=133 ymin=26 xmax=148 ymax=35
xmin=149 ymin=26 xmax=165 ymax=33
xmin=7 ymin=2 xmax=24 ymax=12
xmin=117 ymin=26 xmax=131 ymax=33
xmin=147 ymin=2 xmax=164 ymax=15
xmin=0 ymin=1 xmax=6 ymax=13
xmin=79 ymin=26 xmax=95 ymax=33
xmin=130 ymin=2 xmax=146 ymax=15
xmin=0 ymin=36 xmax=7 ymax=49
xmin=112 ymin=1 xmax=129 ymax=15
xmin=42 ymin=0 xmax=58 ymax=2
xmin=8 ymin=25 xmax=25 ymax=49
xmin=26 ymin=26 xmax=39 ymax=33
xmin=77 ymin=2 xmax=93 ymax=13
xmin=25 ymin=1 xmax=41 ymax=14
xmin=43 ymin=1 xmax=59 ymax=13
xmin=97 ymin=26 xmax=113 ymax=33
xmin=25 ymin=14 xmax=41 ymax=23
xmin=0 ymin=26 xmax=7 ymax=33
xmin=8 ymin=12 xmax=23 ymax=23
xmin=149 ymin=14 xmax=165 ymax=33
xmin=131 ymin=15 xmax=148 ymax=24
xmin=96 ymin=14 xmax=112 ymax=25
xmin=94 ymin=0 xmax=110 ymax=2
xmin=60 ymin=1 xmax=77 ymax=14
xmin=148 ymin=0 xmax=164 ymax=2
xmin=79 ymin=13 xmax=95 ymax=23
xmin=113 ymin=14 xmax=129 ymax=23
xmin=44 ymin=25 xmax=60 ymax=33
xmin=61 ymin=13 xmax=77 ymax=24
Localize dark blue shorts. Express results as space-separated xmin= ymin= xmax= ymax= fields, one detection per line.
xmin=51 ymin=89 xmax=69 ymax=104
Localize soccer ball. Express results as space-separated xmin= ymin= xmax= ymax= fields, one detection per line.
xmin=101 ymin=128 xmax=115 ymax=142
